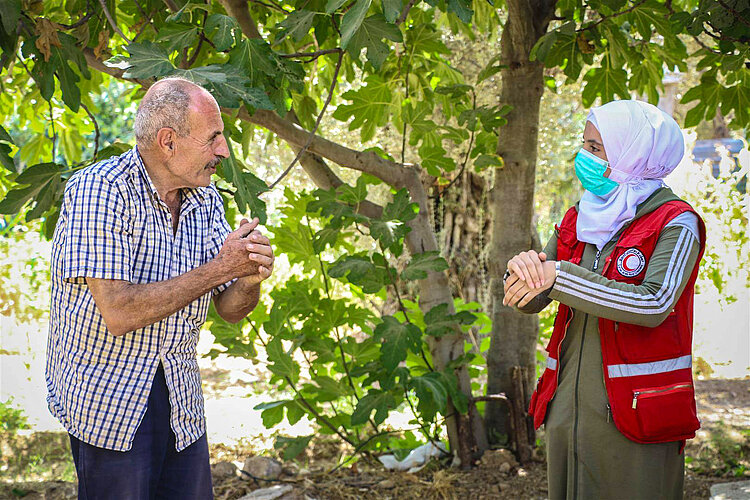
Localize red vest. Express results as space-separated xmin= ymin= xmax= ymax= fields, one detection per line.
xmin=528 ymin=200 xmax=706 ymax=444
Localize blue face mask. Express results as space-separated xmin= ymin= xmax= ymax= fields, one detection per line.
xmin=574 ymin=148 xmax=619 ymax=196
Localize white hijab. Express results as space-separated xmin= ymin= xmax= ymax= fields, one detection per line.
xmin=577 ymin=100 xmax=685 ymax=249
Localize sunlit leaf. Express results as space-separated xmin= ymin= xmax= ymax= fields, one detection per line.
xmin=402 ymin=251 xmax=449 ymax=281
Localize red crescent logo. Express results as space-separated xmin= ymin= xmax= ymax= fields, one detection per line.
xmin=617 ymin=249 xmax=645 ymax=277
xmin=623 ymin=255 xmax=638 ymax=272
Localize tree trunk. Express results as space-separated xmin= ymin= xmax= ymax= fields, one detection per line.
xmin=402 ymin=168 xmax=489 ymax=467
xmin=434 ymin=171 xmax=491 ymax=309
xmin=485 ymin=0 xmax=555 ymax=450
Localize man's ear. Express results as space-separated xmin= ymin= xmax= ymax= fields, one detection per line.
xmin=155 ymin=127 xmax=175 ymax=156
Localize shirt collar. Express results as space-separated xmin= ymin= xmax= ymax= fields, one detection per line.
xmin=129 ymin=145 xmax=207 ymax=208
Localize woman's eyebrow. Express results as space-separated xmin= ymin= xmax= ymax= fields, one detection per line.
xmin=585 ymin=138 xmax=604 ymax=146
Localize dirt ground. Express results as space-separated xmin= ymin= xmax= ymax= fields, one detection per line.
xmin=2 ymin=378 xmax=748 ymax=499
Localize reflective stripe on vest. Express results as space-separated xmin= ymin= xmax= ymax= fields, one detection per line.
xmin=546 ymin=357 xmax=558 ymax=371
xmin=607 ymin=354 xmax=692 ymax=378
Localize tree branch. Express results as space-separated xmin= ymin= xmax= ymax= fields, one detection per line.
xmin=58 ymin=6 xmax=95 ymax=30
xmin=215 ymin=0 xmax=389 ymax=214
xmin=48 ymin=99 xmax=56 ymax=162
xmin=439 ymin=91 xmax=476 ymax=195
xmin=162 ymin=0 xmax=180 ymax=11
xmin=715 ymin=0 xmax=750 ymax=29
xmin=249 ymin=0 xmax=287 ymax=12
xmin=246 ymin=108 xmax=411 ymax=189
xmin=132 ymin=16 xmax=156 ymax=42
xmin=251 ymin=323 xmax=357 ymax=446
xmin=183 ymin=10 xmax=208 ymax=68
xmin=186 ymin=36 xmax=204 ymax=66
xmin=279 ymin=48 xmax=343 ymax=61
xmin=220 ymin=0 xmax=263 ymax=39
xmin=82 ymin=47 xmax=152 ymax=87
xmin=80 ymin=103 xmax=100 ymax=160
xmin=663 ymin=3 xmax=724 ymax=54
xmin=691 ymin=34 xmax=723 ymax=54
xmin=269 ymin=49 xmax=343 ymax=190
xmin=132 ymin=0 xmax=149 ymax=18
xmin=576 ymin=0 xmax=648 ymax=32
xmin=97 ymin=0 xmax=132 ymax=43
xmin=396 ymin=0 xmax=418 ymax=25
xmin=705 ymin=20 xmax=746 ymax=42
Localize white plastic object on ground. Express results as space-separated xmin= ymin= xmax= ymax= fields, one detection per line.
xmin=378 ymin=441 xmax=448 ymax=473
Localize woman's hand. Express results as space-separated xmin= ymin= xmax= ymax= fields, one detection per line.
xmin=506 ymin=250 xmax=548 ymax=289
xmin=503 ymin=260 xmax=557 ymax=308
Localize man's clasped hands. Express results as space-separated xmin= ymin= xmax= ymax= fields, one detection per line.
xmin=503 ymin=250 xmax=558 ymax=309
xmin=218 ymin=217 xmax=275 ymax=286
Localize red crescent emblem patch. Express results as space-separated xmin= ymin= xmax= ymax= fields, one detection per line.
xmin=617 ymin=248 xmax=646 ymax=277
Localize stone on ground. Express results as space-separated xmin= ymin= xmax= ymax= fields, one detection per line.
xmin=710 ymin=480 xmax=750 ymax=500
xmin=479 ymin=448 xmax=519 ymax=471
xmin=211 ymin=460 xmax=238 ymax=479
xmin=242 ymin=456 xmax=283 ymax=480
xmin=238 ymin=484 xmax=294 ymax=500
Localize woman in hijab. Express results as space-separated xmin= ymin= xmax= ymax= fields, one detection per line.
xmin=503 ymin=100 xmax=705 ymax=499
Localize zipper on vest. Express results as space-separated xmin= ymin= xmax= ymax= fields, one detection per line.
xmin=632 ymin=383 xmax=692 ymax=409
xmin=572 ymin=314 xmax=589 ymax=500
xmin=592 ymin=249 xmax=602 ymax=271
xmin=606 ymin=403 xmax=612 ymax=423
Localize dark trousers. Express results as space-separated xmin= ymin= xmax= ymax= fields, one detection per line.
xmin=68 ymin=364 xmax=213 ymax=499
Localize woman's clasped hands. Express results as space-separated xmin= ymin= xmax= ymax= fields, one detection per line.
xmin=503 ymin=250 xmax=558 ymax=308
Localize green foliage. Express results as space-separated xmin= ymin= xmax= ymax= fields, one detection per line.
xmin=0 ymin=225 xmax=52 ymax=323
xmin=3 ymin=0 xmax=742 ymax=238
xmin=274 ymin=434 xmax=314 ymax=460
xmin=0 ymin=398 xmax=30 ymax=432
xmin=672 ymin=145 xmax=749 ymax=304
xmin=219 ymin=138 xmax=271 ymax=223
xmin=0 ymin=430 xmax=76 ymax=483
xmin=532 ymin=0 xmax=749 ymax=128
xmin=210 ymin=185 xmax=490 ymax=458
xmin=686 ymin=420 xmax=750 ymax=477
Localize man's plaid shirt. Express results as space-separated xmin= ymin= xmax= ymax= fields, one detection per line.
xmin=46 ymin=147 xmax=233 ymax=452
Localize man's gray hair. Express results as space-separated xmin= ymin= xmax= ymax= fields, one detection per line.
xmin=134 ymin=77 xmax=200 ymax=148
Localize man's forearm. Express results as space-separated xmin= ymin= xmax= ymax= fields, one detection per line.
xmin=88 ymin=260 xmax=233 ymax=336
xmin=213 ymin=277 xmax=261 ymax=323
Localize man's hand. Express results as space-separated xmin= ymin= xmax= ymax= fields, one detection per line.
xmin=214 ymin=217 xmax=272 ymax=282
xmin=212 ymin=218 xmax=275 ymax=323
xmin=237 ymin=218 xmax=274 ymax=286
xmin=503 ymin=260 xmax=557 ymax=308
xmin=506 ymin=250 xmax=548 ymax=289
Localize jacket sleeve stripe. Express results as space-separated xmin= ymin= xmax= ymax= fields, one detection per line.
xmin=558 ymin=230 xmax=692 ymax=314
xmin=665 ymin=212 xmax=700 ymax=241
xmin=556 ymin=227 xmax=693 ymax=308
xmin=553 ymin=227 xmax=696 ymax=314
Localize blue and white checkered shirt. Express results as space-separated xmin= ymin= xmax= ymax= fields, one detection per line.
xmin=46 ymin=147 xmax=233 ymax=452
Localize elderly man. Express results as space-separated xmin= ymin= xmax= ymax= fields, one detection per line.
xmin=45 ymin=77 xmax=273 ymax=499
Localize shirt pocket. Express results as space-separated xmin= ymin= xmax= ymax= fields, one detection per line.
xmin=175 ymin=215 xmax=208 ymax=273
xmin=631 ymin=382 xmax=699 ymax=441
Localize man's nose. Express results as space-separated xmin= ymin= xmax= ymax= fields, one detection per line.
xmin=214 ymin=134 xmax=230 ymax=159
